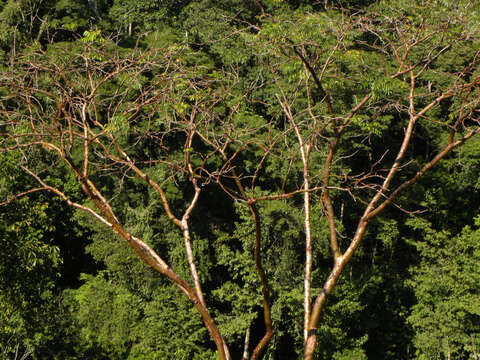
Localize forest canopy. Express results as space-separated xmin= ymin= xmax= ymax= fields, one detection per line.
xmin=1 ymin=0 xmax=480 ymax=359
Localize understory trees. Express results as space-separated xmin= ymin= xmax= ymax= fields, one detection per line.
xmin=1 ymin=0 xmax=480 ymax=359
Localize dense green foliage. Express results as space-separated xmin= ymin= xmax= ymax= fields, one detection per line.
xmin=1 ymin=0 xmax=479 ymax=359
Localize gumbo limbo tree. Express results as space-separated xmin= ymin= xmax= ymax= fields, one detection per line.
xmin=1 ymin=2 xmax=480 ymax=359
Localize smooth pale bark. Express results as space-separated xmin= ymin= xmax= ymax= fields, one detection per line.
xmin=303 ymin=179 xmax=312 ymax=342
xmin=242 ymin=327 xmax=251 ymax=360
xmin=303 ymin=220 xmax=368 ymax=360
xmin=249 ymin=202 xmax=275 ymax=360
xmin=277 ymin=89 xmax=314 ymax=343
